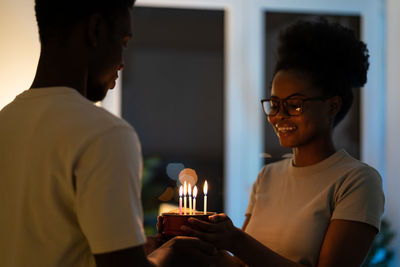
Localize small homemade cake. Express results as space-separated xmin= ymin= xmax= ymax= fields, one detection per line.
xmin=163 ymin=208 xmax=210 ymax=216
xmin=161 ymin=209 xmax=215 ymax=236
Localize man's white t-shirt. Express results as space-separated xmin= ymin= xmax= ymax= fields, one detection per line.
xmin=0 ymin=87 xmax=146 ymax=267
xmin=245 ymin=150 xmax=385 ymax=267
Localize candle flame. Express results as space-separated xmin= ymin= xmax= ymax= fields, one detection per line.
xmin=188 ymin=183 xmax=192 ymax=196
xmin=193 ymin=186 xmax=198 ymax=198
xmin=184 ymin=181 xmax=187 ymax=195
xmin=203 ymin=180 xmax=208 ymax=195
xmin=179 ymin=185 xmax=183 ymax=197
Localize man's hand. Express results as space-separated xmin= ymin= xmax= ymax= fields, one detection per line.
xmin=147 ymin=236 xmax=218 ymax=267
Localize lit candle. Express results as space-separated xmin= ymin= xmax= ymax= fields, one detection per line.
xmin=188 ymin=183 xmax=192 ymax=215
xmin=193 ymin=186 xmax=198 ymax=214
xmin=183 ymin=181 xmax=187 ymax=215
xmin=179 ymin=185 xmax=183 ymax=215
xmin=203 ymin=180 xmax=208 ymax=214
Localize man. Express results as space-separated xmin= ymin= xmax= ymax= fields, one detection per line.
xmin=0 ymin=0 xmax=216 ymax=266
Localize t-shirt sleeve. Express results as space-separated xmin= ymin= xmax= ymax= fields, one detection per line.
xmin=245 ymin=167 xmax=266 ymax=216
xmin=331 ymin=165 xmax=385 ymax=231
xmin=74 ymin=126 xmax=146 ymax=254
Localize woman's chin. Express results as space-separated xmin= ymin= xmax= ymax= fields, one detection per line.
xmin=279 ymin=142 xmax=294 ymax=148
xmin=278 ymin=138 xmax=297 ymax=148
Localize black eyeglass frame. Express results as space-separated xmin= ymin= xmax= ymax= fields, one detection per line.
xmin=260 ymin=96 xmax=331 ymax=116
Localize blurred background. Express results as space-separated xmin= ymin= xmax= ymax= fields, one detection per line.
xmin=1 ymin=0 xmax=399 ymax=266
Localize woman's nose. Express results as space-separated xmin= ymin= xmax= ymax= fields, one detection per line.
xmin=276 ymin=101 xmax=290 ymax=117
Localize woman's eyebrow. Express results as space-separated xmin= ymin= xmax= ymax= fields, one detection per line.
xmin=270 ymin=93 xmax=307 ymax=99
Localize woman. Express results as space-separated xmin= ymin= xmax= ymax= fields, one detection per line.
xmin=183 ymin=19 xmax=385 ymax=267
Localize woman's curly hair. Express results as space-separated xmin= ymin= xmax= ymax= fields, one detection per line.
xmin=274 ymin=19 xmax=369 ymax=126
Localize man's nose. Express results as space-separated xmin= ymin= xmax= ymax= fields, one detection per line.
xmin=118 ymin=63 xmax=125 ymax=71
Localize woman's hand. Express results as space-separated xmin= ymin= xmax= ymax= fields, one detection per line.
xmin=181 ymin=213 xmax=242 ymax=253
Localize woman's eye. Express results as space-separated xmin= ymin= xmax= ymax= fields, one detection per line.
xmin=287 ymin=100 xmax=302 ymax=111
xmin=288 ymin=103 xmax=301 ymax=109
xmin=270 ymin=102 xmax=279 ymax=109
xmin=293 ymin=106 xmax=302 ymax=112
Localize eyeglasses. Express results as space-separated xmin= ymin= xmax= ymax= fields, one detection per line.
xmin=261 ymin=96 xmax=330 ymax=116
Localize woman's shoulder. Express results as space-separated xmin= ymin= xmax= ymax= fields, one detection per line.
xmin=333 ymin=151 xmax=384 ymax=205
xmin=337 ymin=150 xmax=382 ymax=182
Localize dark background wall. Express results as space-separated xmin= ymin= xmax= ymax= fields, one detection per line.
xmin=121 ymin=7 xmax=225 ymax=217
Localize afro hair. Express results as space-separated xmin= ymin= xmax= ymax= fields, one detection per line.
xmin=274 ymin=19 xmax=369 ymax=126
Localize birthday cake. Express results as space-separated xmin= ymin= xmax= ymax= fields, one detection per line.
xmin=160 ymin=168 xmax=214 ymax=236
xmin=161 ymin=209 xmax=215 ymax=236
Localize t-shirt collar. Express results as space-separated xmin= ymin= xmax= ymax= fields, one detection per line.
xmin=288 ymin=149 xmax=349 ymax=177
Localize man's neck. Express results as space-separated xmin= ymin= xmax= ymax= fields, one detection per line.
xmin=30 ymin=44 xmax=88 ymax=97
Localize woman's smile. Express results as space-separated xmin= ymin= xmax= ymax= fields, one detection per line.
xmin=274 ymin=122 xmax=298 ymax=136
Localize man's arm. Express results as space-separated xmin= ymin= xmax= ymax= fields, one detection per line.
xmin=94 ymin=236 xmax=218 ymax=267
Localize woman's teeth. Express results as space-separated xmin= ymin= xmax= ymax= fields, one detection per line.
xmin=276 ymin=125 xmax=297 ymax=132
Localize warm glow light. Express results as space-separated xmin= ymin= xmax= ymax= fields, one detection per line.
xmin=179 ymin=185 xmax=183 ymax=215
xmin=203 ymin=180 xmax=208 ymax=214
xmin=183 ymin=181 xmax=187 ymax=215
xmin=188 ymin=183 xmax=192 ymax=215
xmin=203 ymin=180 xmax=208 ymax=195
xmin=193 ymin=186 xmax=197 ymax=213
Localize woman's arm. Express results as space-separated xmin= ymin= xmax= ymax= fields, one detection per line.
xmin=242 ymin=214 xmax=251 ymax=231
xmin=183 ymin=214 xmax=377 ymax=267
xmin=182 ymin=214 xmax=306 ymax=267
xmin=317 ymin=219 xmax=377 ymax=267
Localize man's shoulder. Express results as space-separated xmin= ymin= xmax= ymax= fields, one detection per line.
xmin=50 ymin=89 xmax=132 ymax=131
xmin=28 ymin=87 xmax=135 ymax=138
xmin=78 ymin=102 xmax=130 ymax=129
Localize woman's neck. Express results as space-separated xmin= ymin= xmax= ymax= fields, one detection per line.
xmin=292 ymin=136 xmax=336 ymax=167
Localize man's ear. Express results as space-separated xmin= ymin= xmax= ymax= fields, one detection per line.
xmin=87 ymin=14 xmax=103 ymax=47
xmin=329 ymin=96 xmax=342 ymax=116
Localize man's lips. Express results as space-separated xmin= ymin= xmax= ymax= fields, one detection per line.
xmin=109 ymin=75 xmax=119 ymax=89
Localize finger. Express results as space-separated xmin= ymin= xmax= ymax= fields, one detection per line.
xmin=180 ymin=225 xmax=219 ymax=244
xmin=177 ymin=252 xmax=218 ymax=266
xmin=208 ymin=213 xmax=228 ymax=223
xmin=172 ymin=236 xmax=218 ymax=256
xmin=188 ymin=217 xmax=219 ymax=233
xmin=160 ymin=237 xmax=218 ymax=267
xmin=171 ymin=252 xmax=218 ymax=267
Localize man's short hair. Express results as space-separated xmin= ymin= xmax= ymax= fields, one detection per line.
xmin=35 ymin=0 xmax=135 ymax=43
